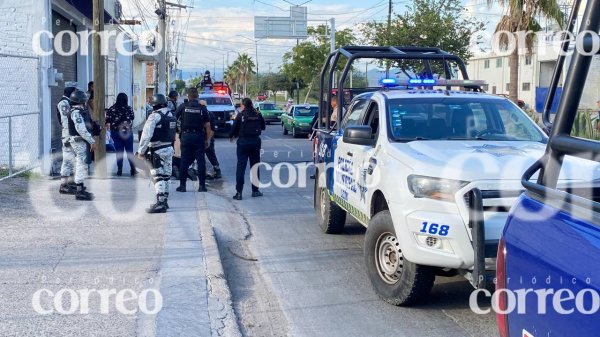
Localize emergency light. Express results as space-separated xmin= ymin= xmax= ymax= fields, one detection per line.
xmin=379 ymin=78 xmax=398 ymax=87
xmin=408 ymin=78 xmax=436 ymax=85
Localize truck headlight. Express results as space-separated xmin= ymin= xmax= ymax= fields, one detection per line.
xmin=407 ymin=175 xmax=468 ymax=202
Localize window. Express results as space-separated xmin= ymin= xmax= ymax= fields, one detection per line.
xmin=525 ymin=56 xmax=532 ymax=65
xmin=387 ymin=97 xmax=545 ymax=142
xmin=506 ymin=83 xmax=511 ymax=92
xmin=342 ymin=99 xmax=368 ymax=129
xmin=294 ymin=106 xmax=317 ymax=117
xmin=496 ymin=58 xmax=503 ymax=68
xmin=484 ymin=60 xmax=490 ymax=69
xmin=363 ymin=102 xmax=380 ymax=135
xmin=522 ymin=82 xmax=531 ymax=91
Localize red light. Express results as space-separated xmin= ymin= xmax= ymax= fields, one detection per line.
xmin=217 ymin=89 xmax=226 ymax=94
xmin=496 ymin=238 xmax=509 ymax=337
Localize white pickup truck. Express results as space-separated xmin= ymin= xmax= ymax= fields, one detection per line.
xmin=314 ymin=79 xmax=549 ymax=305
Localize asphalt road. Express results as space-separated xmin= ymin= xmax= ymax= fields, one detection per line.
xmin=210 ymin=123 xmax=498 ymax=337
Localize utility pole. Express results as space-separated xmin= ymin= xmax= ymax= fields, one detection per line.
xmin=157 ymin=0 xmax=167 ymax=95
xmin=386 ymin=0 xmax=392 ymax=75
xmin=329 ymin=18 xmax=336 ymax=53
xmin=92 ymin=0 xmax=106 ymax=178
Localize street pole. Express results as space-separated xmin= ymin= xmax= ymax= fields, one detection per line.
xmin=329 ymin=18 xmax=335 ymax=53
xmin=255 ymin=40 xmax=259 ymax=94
xmin=92 ymin=0 xmax=106 ymax=178
xmin=386 ymin=0 xmax=392 ymax=75
xmin=158 ymin=0 xmax=167 ymax=94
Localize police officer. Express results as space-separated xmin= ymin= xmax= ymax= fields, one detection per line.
xmin=58 ymin=86 xmax=77 ymax=194
xmin=167 ymin=90 xmax=179 ymax=112
xmin=136 ymin=94 xmax=177 ymax=213
xmin=67 ymin=90 xmax=96 ymax=201
xmin=200 ymin=70 xmax=213 ymax=90
xmin=203 ymin=100 xmax=222 ymax=180
xmin=175 ymin=88 xmax=213 ymax=192
xmin=229 ymin=98 xmax=265 ymax=200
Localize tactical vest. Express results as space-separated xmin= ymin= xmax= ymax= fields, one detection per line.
xmin=180 ymin=104 xmax=206 ymax=131
xmin=240 ymin=110 xmax=262 ymax=137
xmin=151 ymin=111 xmax=177 ymax=143
xmin=68 ymin=108 xmax=93 ymax=136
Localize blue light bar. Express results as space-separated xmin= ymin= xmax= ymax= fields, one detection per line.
xmin=379 ymin=78 xmax=398 ymax=86
xmin=408 ymin=78 xmax=437 ymax=85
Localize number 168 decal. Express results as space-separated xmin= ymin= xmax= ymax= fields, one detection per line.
xmin=420 ymin=222 xmax=450 ymax=236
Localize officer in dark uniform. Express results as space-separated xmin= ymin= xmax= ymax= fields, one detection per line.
xmin=229 ymin=98 xmax=266 ymax=200
xmin=203 ymin=100 xmax=222 ymax=180
xmin=175 ymin=87 xmax=213 ymax=192
xmin=136 ymin=94 xmax=177 ymax=213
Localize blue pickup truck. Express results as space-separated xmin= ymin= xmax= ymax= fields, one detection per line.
xmin=497 ymin=0 xmax=600 ymax=335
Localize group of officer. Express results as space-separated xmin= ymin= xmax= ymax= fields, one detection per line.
xmin=57 ymin=84 xmax=265 ymax=214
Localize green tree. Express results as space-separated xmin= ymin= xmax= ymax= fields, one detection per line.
xmin=282 ymin=25 xmax=356 ymax=94
xmin=486 ymin=0 xmax=564 ymax=103
xmin=173 ymin=79 xmax=186 ymax=94
xmin=362 ymin=0 xmax=484 ymax=77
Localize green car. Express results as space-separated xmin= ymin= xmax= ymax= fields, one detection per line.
xmin=280 ymin=105 xmax=318 ymax=137
xmin=257 ymin=102 xmax=286 ymax=124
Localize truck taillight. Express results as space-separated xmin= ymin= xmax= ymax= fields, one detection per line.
xmin=496 ymin=237 xmax=509 ymax=337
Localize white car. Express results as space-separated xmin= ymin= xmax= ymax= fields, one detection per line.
xmin=314 ymin=83 xmax=551 ymax=305
xmin=198 ymin=92 xmax=236 ymax=134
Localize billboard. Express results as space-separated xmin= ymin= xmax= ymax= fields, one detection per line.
xmin=254 ymin=6 xmax=307 ymax=39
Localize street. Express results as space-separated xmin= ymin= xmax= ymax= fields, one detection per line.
xmin=0 ymin=123 xmax=496 ymax=337
xmin=208 ymin=124 xmax=497 ymax=337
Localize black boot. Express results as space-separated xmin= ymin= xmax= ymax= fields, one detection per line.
xmin=213 ymin=168 xmax=222 ymax=179
xmin=176 ymin=185 xmax=186 ymax=192
xmin=198 ymin=185 xmax=208 ymax=192
xmin=147 ymin=194 xmax=167 ymax=214
xmin=75 ymin=184 xmax=94 ymax=201
xmin=59 ymin=183 xmax=76 ymax=195
xmin=252 ymin=191 xmax=263 ymax=198
xmin=164 ymin=193 xmax=170 ymax=209
xmin=232 ymin=192 xmax=242 ymax=200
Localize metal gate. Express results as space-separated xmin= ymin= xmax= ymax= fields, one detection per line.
xmin=0 ymin=53 xmax=42 ymax=180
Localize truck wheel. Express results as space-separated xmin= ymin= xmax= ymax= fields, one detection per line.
xmin=316 ymin=186 xmax=346 ymax=234
xmin=283 ymin=124 xmax=288 ymax=135
xmin=364 ymin=211 xmax=435 ymax=306
xmin=266 ymin=121 xmax=270 ymax=125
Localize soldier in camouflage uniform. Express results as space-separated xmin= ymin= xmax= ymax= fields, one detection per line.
xmin=67 ymin=90 xmax=96 ymax=201
xmin=58 ymin=87 xmax=77 ymax=194
xmin=137 ymin=94 xmax=177 ymax=214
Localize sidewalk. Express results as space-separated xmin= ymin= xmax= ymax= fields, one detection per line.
xmin=0 ymin=173 xmax=239 ymax=337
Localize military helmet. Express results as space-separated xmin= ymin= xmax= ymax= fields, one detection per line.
xmin=150 ymin=94 xmax=168 ymax=109
xmin=69 ymin=90 xmax=88 ymax=104
xmin=168 ymin=90 xmax=179 ymax=99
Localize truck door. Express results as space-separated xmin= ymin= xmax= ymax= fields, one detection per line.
xmin=334 ymin=100 xmax=379 ymax=223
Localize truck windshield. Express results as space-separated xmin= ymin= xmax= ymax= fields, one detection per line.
xmin=295 ymin=107 xmax=318 ymax=117
xmin=200 ymin=96 xmax=233 ymax=106
xmin=388 ymin=97 xmax=546 ymax=142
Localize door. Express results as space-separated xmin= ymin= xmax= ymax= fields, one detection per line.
xmin=283 ymin=107 xmax=293 ymax=131
xmin=333 ymin=100 xmax=379 ymax=223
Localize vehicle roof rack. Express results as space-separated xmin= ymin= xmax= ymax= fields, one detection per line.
xmin=318 ymin=46 xmax=475 ymax=130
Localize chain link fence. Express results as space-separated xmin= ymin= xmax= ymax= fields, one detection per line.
xmin=0 ymin=53 xmax=41 ymax=180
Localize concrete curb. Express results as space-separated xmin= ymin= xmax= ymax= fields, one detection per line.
xmin=196 ymin=193 xmax=242 ymax=337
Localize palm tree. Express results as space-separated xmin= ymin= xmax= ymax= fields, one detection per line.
xmin=487 ymin=0 xmax=564 ymax=103
xmin=235 ymin=53 xmax=256 ymax=97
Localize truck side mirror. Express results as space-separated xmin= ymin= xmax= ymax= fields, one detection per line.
xmin=343 ymin=125 xmax=375 ymax=146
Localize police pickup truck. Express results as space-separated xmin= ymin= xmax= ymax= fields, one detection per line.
xmin=496 ymin=0 xmax=600 ymax=335
xmin=198 ymin=91 xmax=236 ymax=135
xmin=313 ymin=46 xmax=556 ymax=305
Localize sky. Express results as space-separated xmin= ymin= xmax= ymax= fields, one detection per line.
xmin=119 ymin=0 xmax=507 ymax=80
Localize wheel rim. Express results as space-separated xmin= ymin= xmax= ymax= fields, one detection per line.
xmin=375 ymin=232 xmax=403 ymax=284
xmin=319 ymin=188 xmax=327 ymax=222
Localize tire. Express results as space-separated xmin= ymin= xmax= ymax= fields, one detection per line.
xmin=292 ymin=127 xmax=298 ymax=138
xmin=315 ymin=185 xmax=346 ymax=234
xmin=364 ymin=210 xmax=435 ymax=306
xmin=266 ymin=121 xmax=270 ymax=125
xmin=283 ymin=124 xmax=288 ymax=135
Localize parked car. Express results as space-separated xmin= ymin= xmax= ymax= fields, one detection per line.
xmin=280 ymin=104 xmax=318 ymax=137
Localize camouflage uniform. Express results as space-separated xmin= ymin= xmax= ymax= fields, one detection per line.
xmin=138 ymin=107 xmax=174 ymax=204
xmin=69 ymin=107 xmax=96 ymax=185
xmin=58 ymin=98 xmax=75 ymax=179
